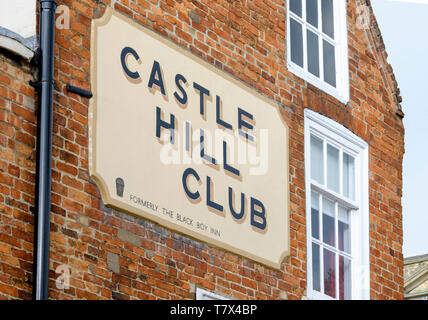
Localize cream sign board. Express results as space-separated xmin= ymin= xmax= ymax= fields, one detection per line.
xmin=90 ymin=8 xmax=289 ymax=269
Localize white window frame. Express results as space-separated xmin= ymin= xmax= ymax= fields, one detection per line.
xmin=304 ymin=109 xmax=369 ymax=300
xmin=196 ymin=288 xmax=229 ymax=300
xmin=287 ymin=0 xmax=350 ymax=104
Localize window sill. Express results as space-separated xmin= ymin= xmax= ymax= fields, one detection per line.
xmin=306 ymin=291 xmax=336 ymax=300
xmin=287 ymin=61 xmax=349 ymax=105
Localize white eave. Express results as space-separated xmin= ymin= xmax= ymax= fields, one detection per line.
xmin=0 ymin=27 xmax=36 ymax=61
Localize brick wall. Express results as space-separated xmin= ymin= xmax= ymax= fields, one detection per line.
xmin=0 ymin=49 xmax=36 ymax=300
xmin=0 ymin=0 xmax=404 ymax=300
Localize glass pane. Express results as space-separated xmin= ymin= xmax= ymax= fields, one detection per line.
xmin=322 ymin=197 xmax=335 ymax=247
xmin=290 ymin=18 xmax=303 ymax=67
xmin=343 ymin=153 xmax=355 ymax=200
xmin=306 ymin=0 xmax=318 ymax=27
xmin=290 ymin=0 xmax=302 ymax=17
xmin=311 ymin=191 xmax=320 ymax=239
xmin=327 ymin=144 xmax=339 ymax=193
xmin=338 ymin=206 xmax=351 ymax=253
xmin=312 ymin=243 xmax=321 ymax=292
xmin=322 ymin=0 xmax=334 ymax=39
xmin=323 ymin=40 xmax=336 ymax=87
xmin=310 ymin=135 xmax=324 ymax=184
xmin=307 ymin=30 xmax=320 ymax=77
xmin=323 ymin=248 xmax=336 ymax=298
xmin=339 ymin=255 xmax=351 ymax=300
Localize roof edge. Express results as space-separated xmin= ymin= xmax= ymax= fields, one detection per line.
xmin=363 ymin=0 xmax=404 ymax=118
xmin=405 ymin=253 xmax=428 ymax=265
xmin=0 ymin=26 xmax=37 ymax=60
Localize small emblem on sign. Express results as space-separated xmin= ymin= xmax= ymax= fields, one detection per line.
xmin=116 ymin=177 xmax=125 ymax=197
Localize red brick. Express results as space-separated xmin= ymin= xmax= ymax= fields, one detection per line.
xmin=0 ymin=0 xmax=405 ymax=301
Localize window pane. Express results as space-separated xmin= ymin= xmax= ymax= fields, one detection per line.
xmin=306 ymin=0 xmax=318 ymax=27
xmin=322 ymin=0 xmax=334 ymax=39
xmin=307 ymin=30 xmax=320 ymax=77
xmin=290 ymin=0 xmax=302 ymax=17
xmin=327 ymin=144 xmax=339 ymax=193
xmin=343 ymin=153 xmax=355 ymax=200
xmin=323 ymin=248 xmax=336 ymax=298
xmin=310 ymin=135 xmax=324 ymax=184
xmin=290 ymin=18 xmax=303 ymax=67
xmin=322 ymin=197 xmax=335 ymax=247
xmin=311 ymin=191 xmax=320 ymax=239
xmin=323 ymin=40 xmax=336 ymax=87
xmin=338 ymin=206 xmax=351 ymax=253
xmin=339 ymin=255 xmax=351 ymax=300
xmin=312 ymin=243 xmax=321 ymax=292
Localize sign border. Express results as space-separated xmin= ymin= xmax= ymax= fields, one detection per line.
xmin=89 ymin=7 xmax=290 ymax=270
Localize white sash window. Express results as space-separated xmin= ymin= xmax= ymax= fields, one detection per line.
xmin=287 ymin=0 xmax=349 ymax=103
xmin=305 ymin=109 xmax=369 ymax=299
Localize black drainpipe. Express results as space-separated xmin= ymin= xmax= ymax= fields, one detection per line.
xmin=33 ymin=0 xmax=57 ymax=300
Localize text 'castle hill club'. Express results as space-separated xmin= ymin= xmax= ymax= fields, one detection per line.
xmin=120 ymin=46 xmax=269 ymax=232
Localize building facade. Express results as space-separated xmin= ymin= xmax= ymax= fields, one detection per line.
xmin=0 ymin=0 xmax=404 ymax=300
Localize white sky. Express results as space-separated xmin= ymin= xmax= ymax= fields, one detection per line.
xmin=0 ymin=0 xmax=36 ymax=38
xmin=371 ymin=0 xmax=428 ymax=258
